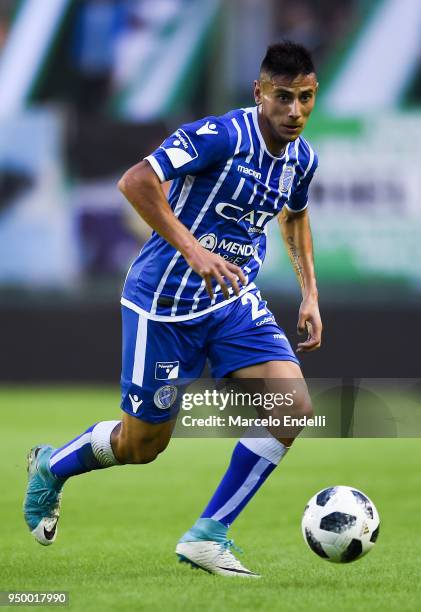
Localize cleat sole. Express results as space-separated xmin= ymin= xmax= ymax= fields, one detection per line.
xmin=177 ymin=554 xmax=212 ymax=573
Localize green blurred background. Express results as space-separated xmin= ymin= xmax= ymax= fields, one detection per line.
xmin=0 ymin=0 xmax=420 ymax=381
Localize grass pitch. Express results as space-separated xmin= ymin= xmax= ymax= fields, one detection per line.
xmin=1 ymin=386 xmax=420 ymax=611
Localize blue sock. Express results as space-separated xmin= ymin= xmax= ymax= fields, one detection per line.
xmin=200 ymin=433 xmax=289 ymax=527
xmin=49 ymin=420 xmax=120 ymax=480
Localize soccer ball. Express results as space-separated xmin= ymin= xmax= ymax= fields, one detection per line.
xmin=301 ymin=486 xmax=380 ymax=563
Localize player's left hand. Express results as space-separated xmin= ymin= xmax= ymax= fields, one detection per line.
xmin=296 ymin=295 xmax=322 ymax=353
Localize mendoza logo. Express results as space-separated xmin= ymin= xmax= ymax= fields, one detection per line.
xmin=155 ymin=361 xmax=179 ymax=380
xmin=198 ymin=233 xmax=217 ymax=251
xmin=154 ymin=385 xmax=178 ymax=410
xmin=162 ymin=129 xmax=198 ymax=169
xmin=279 ymin=164 xmax=295 ymax=193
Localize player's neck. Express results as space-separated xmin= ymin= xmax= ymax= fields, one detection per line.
xmin=257 ymin=108 xmax=287 ymax=157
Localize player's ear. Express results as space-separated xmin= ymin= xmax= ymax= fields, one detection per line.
xmin=254 ymin=80 xmax=262 ymax=105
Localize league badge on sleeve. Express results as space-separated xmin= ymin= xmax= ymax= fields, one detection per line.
xmin=162 ymin=129 xmax=198 ymax=169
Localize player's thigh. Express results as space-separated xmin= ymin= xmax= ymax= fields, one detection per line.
xmin=207 ymin=291 xmax=312 ymax=430
xmin=120 ymin=305 xmax=206 ymax=432
xmin=231 ymin=359 xmax=312 ymax=417
xmin=208 ymin=288 xmax=301 ymax=381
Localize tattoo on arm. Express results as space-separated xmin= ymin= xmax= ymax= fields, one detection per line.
xmin=287 ymin=235 xmax=304 ymax=289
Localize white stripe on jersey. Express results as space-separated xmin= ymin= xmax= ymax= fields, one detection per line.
xmin=232 ymin=177 xmax=245 ymax=200
xmin=174 ymin=175 xmax=195 ymax=217
xmin=258 ymin=147 xmax=264 ymax=168
xmin=165 ymin=117 xmax=243 ymax=316
xmin=253 ymin=239 xmax=263 ymax=268
xmin=260 ymin=158 xmax=276 ymax=206
xmin=150 ymin=175 xmax=196 ymax=313
xmin=248 ymin=181 xmax=258 ymax=205
xmin=243 ymin=112 xmax=254 ymax=163
xmin=132 ymin=313 xmax=148 ymax=386
xmin=190 ymin=279 xmax=206 ymax=313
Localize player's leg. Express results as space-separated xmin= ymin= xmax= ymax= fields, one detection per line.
xmin=197 ymin=360 xmax=309 ymax=525
xmin=24 ymin=306 xmax=204 ymax=545
xmin=177 ymin=290 xmax=309 ymax=576
xmin=24 ymin=416 xmax=175 ymax=545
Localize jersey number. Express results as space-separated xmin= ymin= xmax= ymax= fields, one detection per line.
xmin=241 ymin=292 xmax=267 ymax=320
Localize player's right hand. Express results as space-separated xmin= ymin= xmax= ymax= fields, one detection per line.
xmin=184 ymin=244 xmax=247 ymax=300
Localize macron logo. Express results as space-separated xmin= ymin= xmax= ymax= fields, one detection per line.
xmin=237 ymin=165 xmax=261 ymax=180
xmin=129 ymin=394 xmax=143 ymax=413
xmin=196 ymin=121 xmax=218 ymax=136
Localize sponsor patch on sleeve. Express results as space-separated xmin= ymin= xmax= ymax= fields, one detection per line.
xmin=161 ymin=129 xmax=198 ymax=169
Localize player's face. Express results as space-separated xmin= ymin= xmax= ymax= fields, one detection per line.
xmin=254 ymin=73 xmax=318 ymax=149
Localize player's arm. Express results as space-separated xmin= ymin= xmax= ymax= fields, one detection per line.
xmin=278 ymin=206 xmax=322 ymax=352
xmin=118 ymin=160 xmax=246 ymax=299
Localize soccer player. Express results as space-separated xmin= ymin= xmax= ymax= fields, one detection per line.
xmin=24 ymin=41 xmax=322 ymax=578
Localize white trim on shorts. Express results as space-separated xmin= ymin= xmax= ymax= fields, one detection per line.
xmin=121 ymin=282 xmax=255 ymax=322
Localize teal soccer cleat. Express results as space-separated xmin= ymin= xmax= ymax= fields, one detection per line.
xmin=23 ymin=445 xmax=65 ymax=546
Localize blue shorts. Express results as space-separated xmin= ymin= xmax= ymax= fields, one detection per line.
xmin=120 ymin=289 xmax=299 ymax=423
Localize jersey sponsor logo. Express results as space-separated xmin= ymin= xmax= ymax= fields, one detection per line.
xmin=218 ymin=238 xmax=255 ymax=257
xmin=162 ymin=129 xmax=198 ymax=168
xmin=280 ymin=164 xmax=295 ymax=192
xmin=237 ymin=165 xmax=261 ymax=180
xmin=199 ymin=233 xmax=256 ymax=263
xmin=155 ymin=361 xmax=180 ymax=380
xmin=198 ymin=233 xmax=217 ymax=251
xmin=215 ymin=202 xmax=275 ymax=234
xmin=154 ymin=385 xmax=178 ymax=410
xmin=196 ymin=121 xmax=218 ymax=136
xmin=129 ymin=393 xmax=143 ymax=413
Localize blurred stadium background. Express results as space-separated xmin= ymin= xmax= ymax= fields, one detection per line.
xmin=0 ymin=0 xmax=420 ymax=384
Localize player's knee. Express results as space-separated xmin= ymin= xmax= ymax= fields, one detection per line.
xmin=293 ymin=395 xmax=314 ymax=420
xmin=118 ymin=436 xmax=169 ymax=465
xmin=121 ymin=443 xmax=158 ymax=464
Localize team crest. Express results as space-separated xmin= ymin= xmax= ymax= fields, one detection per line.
xmin=279 ymin=164 xmax=295 ymax=193
xmin=154 ymin=385 xmax=178 ymax=410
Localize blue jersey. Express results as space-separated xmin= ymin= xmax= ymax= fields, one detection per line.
xmin=122 ymin=105 xmax=318 ymax=320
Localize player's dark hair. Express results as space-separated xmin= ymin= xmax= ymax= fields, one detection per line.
xmin=260 ymin=41 xmax=315 ymax=79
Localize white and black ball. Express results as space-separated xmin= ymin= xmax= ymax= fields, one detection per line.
xmin=302 ymin=486 xmax=380 ymax=563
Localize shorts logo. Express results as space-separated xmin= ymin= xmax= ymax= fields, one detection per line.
xmin=280 ymin=164 xmax=295 ymax=193
xmin=162 ymin=129 xmax=198 ymax=169
xmin=154 ymin=385 xmax=178 ymax=410
xmin=155 ymin=361 xmax=179 ymax=380
xmin=198 ymin=233 xmax=217 ymax=251
xmin=129 ymin=393 xmax=143 ymax=413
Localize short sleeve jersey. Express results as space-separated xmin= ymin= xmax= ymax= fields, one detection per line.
xmin=122 ymin=106 xmax=318 ymax=320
